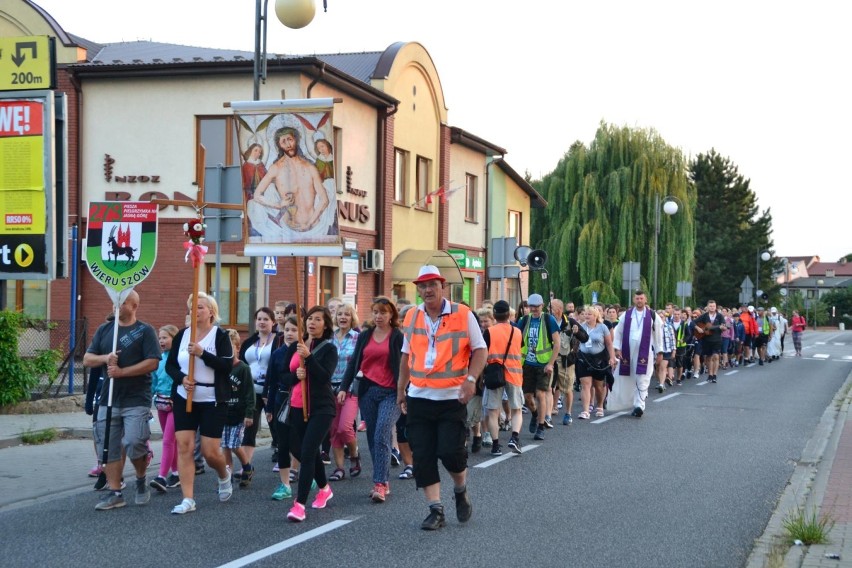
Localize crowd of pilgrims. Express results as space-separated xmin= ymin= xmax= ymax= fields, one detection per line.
xmin=86 ymin=293 xmax=805 ymax=519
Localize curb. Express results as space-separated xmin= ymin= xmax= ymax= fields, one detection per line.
xmin=745 ymin=369 xmax=852 ymax=568
xmin=0 ymin=428 xmax=165 ymax=450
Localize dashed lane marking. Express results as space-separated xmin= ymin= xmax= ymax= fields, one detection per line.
xmin=217 ymin=519 xmax=355 ymax=568
xmin=654 ymin=392 xmax=681 ymax=403
xmin=833 ymin=343 xmax=846 ymax=346
xmin=724 ymin=370 xmax=739 ymax=376
xmin=813 ymin=354 xmax=831 ymax=359
xmin=844 ymin=356 xmax=852 ymax=361
xmin=815 ymin=342 xmax=826 ymax=345
xmin=696 ymin=380 xmax=710 ymax=386
xmin=592 ymin=411 xmax=629 ymax=424
xmin=475 ymin=444 xmax=539 ymax=468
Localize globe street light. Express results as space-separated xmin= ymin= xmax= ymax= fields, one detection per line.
xmin=653 ymin=195 xmax=681 ymax=309
xmin=755 ymin=250 xmax=770 ymax=303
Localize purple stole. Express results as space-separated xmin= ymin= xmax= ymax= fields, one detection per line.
xmin=619 ymin=307 xmax=653 ymax=376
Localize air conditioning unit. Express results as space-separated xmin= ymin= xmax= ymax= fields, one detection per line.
xmin=362 ymin=249 xmax=385 ymax=272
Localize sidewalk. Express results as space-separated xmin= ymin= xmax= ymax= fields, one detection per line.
xmin=0 ymin=403 xmax=271 ymax=512
xmin=747 ymin=368 xmax=852 ymax=568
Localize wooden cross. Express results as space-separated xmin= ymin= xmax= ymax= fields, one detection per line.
xmin=151 ymin=144 xmax=245 ymax=412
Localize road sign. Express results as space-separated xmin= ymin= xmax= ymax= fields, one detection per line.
xmin=0 ymin=36 xmax=55 ymax=91
xmin=622 ymin=262 xmax=641 ymax=291
xmin=263 ymin=256 xmax=277 ymax=275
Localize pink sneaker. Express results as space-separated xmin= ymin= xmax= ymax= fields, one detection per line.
xmin=88 ymin=464 xmax=103 ymax=478
xmin=311 ymin=485 xmax=333 ymax=509
xmin=287 ymin=500 xmax=306 ymax=522
xmin=357 ymin=421 xmax=367 ymax=432
xmin=371 ymin=482 xmax=387 ymax=503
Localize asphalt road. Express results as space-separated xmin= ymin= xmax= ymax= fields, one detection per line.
xmin=1 ymin=330 xmax=850 ymax=568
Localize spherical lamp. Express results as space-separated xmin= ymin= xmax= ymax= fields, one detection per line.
xmin=275 ymin=0 xmax=316 ymax=29
xmin=761 ymin=251 xmax=771 ymax=262
xmin=663 ymin=200 xmax=679 ymax=216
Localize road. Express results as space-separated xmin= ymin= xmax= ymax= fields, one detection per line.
xmin=1 ymin=330 xmax=850 ymax=568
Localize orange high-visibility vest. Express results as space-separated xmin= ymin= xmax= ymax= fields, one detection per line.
xmin=403 ymin=302 xmax=472 ymax=389
xmin=486 ymin=322 xmax=523 ymax=387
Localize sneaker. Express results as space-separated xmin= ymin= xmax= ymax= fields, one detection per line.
xmin=88 ymin=465 xmax=102 ymax=478
xmin=562 ymin=413 xmax=572 ymax=425
xmin=218 ymin=468 xmax=233 ymax=502
xmin=710 ymin=375 xmax=717 ymax=383
xmin=95 ymin=492 xmax=126 ymax=511
xmin=287 ymin=500 xmax=306 ymax=522
xmin=470 ymin=436 xmax=482 ymax=453
xmin=482 ymin=431 xmax=493 ymax=446
xmin=149 ymin=476 xmax=168 ymax=493
xmin=166 ymin=474 xmax=181 ymax=489
xmin=528 ymin=412 xmax=538 ymax=434
xmin=370 ymin=482 xmax=387 ymax=503
xmin=135 ymin=477 xmax=151 ymax=505
xmin=454 ymin=488 xmax=473 ymax=522
xmin=490 ymin=443 xmax=503 ymax=456
xmin=557 ymin=397 xmax=564 ymax=410
xmin=390 ymin=448 xmax=401 ymax=467
xmin=534 ymin=427 xmax=545 ymax=441
xmin=357 ymin=420 xmax=367 ymax=432
xmin=273 ymin=464 xmax=280 ymax=473
xmin=240 ymin=464 xmax=254 ymax=488
xmin=631 ymin=407 xmax=644 ymax=418
xmin=657 ymin=384 xmax=665 ymax=393
xmin=508 ymin=436 xmax=522 ymax=454
xmin=271 ymin=483 xmax=292 ymax=501
xmin=521 ymin=405 xmax=529 ymax=414
xmin=421 ymin=505 xmax=446 ymax=530
xmin=312 ymin=485 xmax=334 ymax=509
xmin=195 ymin=464 xmax=206 ymax=475
xmin=543 ymin=416 xmax=554 ymax=429
xmin=320 ymin=451 xmax=331 ymax=465
xmin=758 ymin=360 xmax=764 ymax=366
xmin=171 ymin=498 xmax=196 ymax=515
xmin=271 ymin=448 xmax=279 ymax=462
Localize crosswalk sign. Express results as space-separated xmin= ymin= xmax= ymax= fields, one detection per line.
xmin=263 ymin=256 xmax=277 ymax=275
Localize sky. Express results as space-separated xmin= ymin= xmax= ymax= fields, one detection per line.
xmin=32 ymin=0 xmax=851 ymax=262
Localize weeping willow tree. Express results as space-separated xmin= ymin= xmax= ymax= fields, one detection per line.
xmin=530 ymin=122 xmax=696 ymax=307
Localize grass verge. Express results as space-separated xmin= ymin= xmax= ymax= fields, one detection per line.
xmin=783 ymin=507 xmax=835 ymax=545
xmin=20 ymin=427 xmax=58 ymax=445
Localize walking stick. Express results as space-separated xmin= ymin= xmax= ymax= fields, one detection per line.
xmin=293 ymin=257 xmax=308 ymax=421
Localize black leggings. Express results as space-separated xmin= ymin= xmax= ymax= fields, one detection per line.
xmin=289 ymin=409 xmax=334 ymax=504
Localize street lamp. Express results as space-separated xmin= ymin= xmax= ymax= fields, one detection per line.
xmin=248 ymin=0 xmax=322 ymax=326
xmin=653 ymin=195 xmax=681 ymax=309
xmin=809 ymin=279 xmax=824 ymax=330
xmin=755 ymin=250 xmax=770 ymax=303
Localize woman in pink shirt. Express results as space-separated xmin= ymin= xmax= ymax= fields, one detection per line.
xmin=338 ymin=297 xmax=404 ymax=503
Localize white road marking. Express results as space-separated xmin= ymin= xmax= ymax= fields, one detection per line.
xmin=833 ymin=343 xmax=846 ymax=346
xmin=217 ymin=520 xmax=355 ymax=568
xmin=475 ymin=444 xmax=538 ymax=468
xmin=815 ymin=341 xmax=826 ymax=345
xmin=724 ymin=370 xmax=739 ymax=376
xmin=593 ymin=411 xmax=629 ymax=423
xmin=746 ymin=363 xmax=756 ymax=368
xmin=654 ymin=392 xmax=681 ymax=403
xmin=813 ymin=354 xmax=831 ymax=359
xmin=696 ymin=380 xmax=709 ymax=386
xmin=844 ymin=356 xmax=852 ymax=361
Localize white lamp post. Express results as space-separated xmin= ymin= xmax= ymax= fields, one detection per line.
xmin=653 ymin=195 xmax=681 ymax=309
xmin=755 ymin=250 xmax=770 ymax=303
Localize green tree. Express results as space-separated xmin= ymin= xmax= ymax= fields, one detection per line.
xmin=819 ymin=286 xmax=852 ymax=327
xmin=689 ymin=150 xmax=774 ymax=307
xmin=0 ymin=311 xmax=61 ymax=406
xmin=531 ymin=122 xmax=695 ymax=306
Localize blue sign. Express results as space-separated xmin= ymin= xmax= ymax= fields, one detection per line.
xmin=591 ymin=291 xmax=598 ymax=304
xmin=263 ymin=256 xmax=277 ymax=276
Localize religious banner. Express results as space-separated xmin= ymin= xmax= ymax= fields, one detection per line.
xmin=231 ymin=98 xmax=342 ymax=258
xmin=85 ymin=201 xmax=158 ymax=302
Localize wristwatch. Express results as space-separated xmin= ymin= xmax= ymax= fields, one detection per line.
xmin=466 ymin=374 xmax=476 ymax=383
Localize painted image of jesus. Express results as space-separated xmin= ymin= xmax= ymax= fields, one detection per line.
xmin=246 ymin=126 xmax=334 ymax=241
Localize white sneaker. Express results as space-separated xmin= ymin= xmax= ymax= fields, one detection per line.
xmin=218 ymin=467 xmax=233 ymax=502
xmin=171 ymin=498 xmax=196 ymax=515
xmin=481 ymin=431 xmax=493 ymax=447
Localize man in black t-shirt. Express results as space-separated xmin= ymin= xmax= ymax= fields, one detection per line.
xmin=84 ymin=290 xmax=160 ymax=511
xmin=695 ymin=300 xmax=726 ymax=383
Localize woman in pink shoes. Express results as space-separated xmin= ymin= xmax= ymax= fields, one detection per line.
xmin=285 ymin=306 xmax=339 ymax=522
xmin=149 ymin=324 xmax=180 ymax=492
xmin=337 ymin=297 xmax=404 ymax=503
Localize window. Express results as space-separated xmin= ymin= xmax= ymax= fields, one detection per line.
xmin=198 ymin=116 xmax=241 ymax=175
xmin=416 ymin=156 xmax=431 ymax=208
xmin=4 ymin=280 xmax=47 ymax=318
xmin=508 ymin=210 xmax=522 ymax=240
xmin=206 ymin=264 xmax=250 ymax=329
xmin=394 ymin=148 xmax=408 ymax=203
xmin=319 ymin=266 xmax=338 ymax=307
xmin=465 ymin=174 xmax=477 ymax=221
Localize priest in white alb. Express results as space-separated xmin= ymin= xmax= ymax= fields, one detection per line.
xmin=611 ymin=290 xmax=663 ymax=417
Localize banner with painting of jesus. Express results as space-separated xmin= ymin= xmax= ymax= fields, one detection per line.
xmin=231 ymin=98 xmax=342 ymax=258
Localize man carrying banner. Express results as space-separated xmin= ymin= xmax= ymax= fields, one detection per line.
xmin=84 ymin=290 xmax=160 ymax=510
